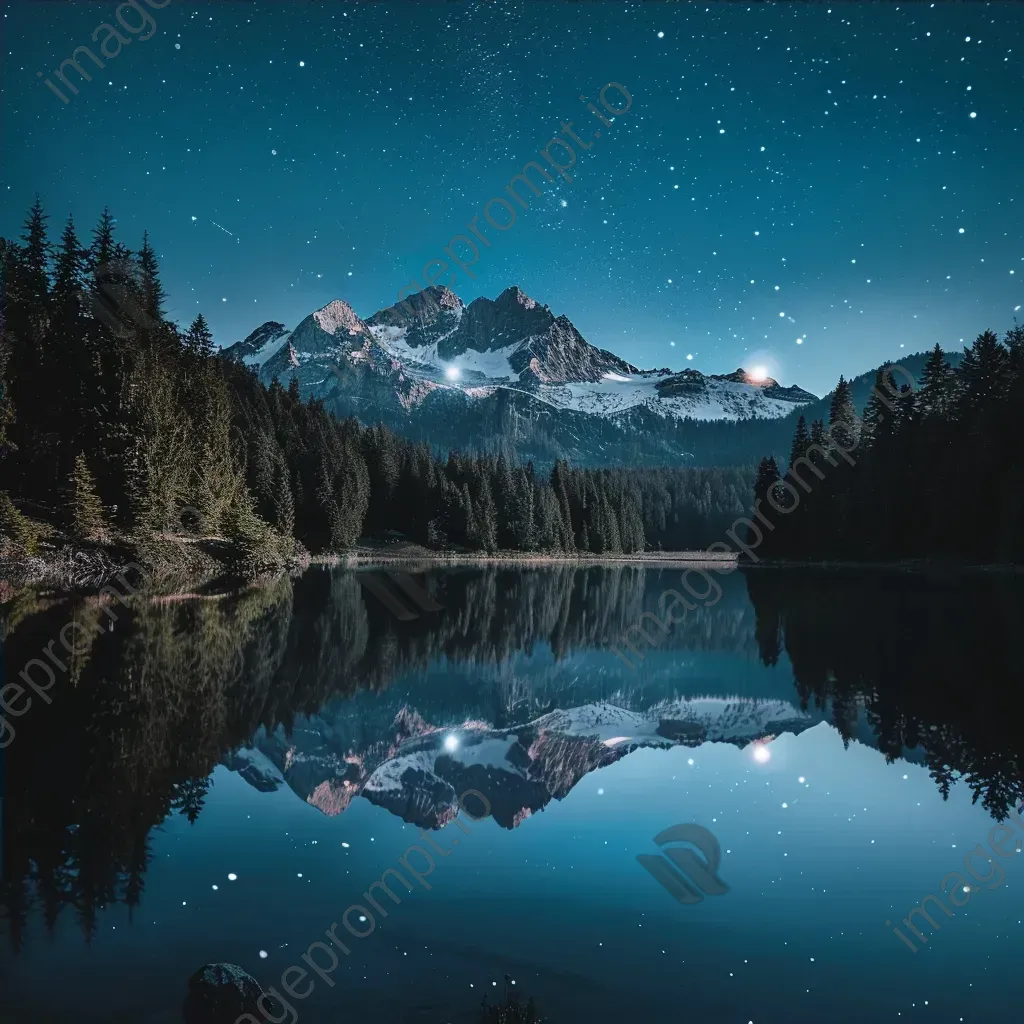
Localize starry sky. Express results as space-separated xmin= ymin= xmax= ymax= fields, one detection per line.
xmin=4 ymin=0 xmax=1023 ymax=396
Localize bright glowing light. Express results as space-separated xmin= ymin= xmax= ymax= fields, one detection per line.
xmin=227 ymin=873 xmax=238 ymax=881
xmin=749 ymin=366 xmax=768 ymax=382
xmin=752 ymin=744 xmax=771 ymax=763
xmin=445 ymin=366 xmax=461 ymax=381
xmin=444 ymin=734 xmax=459 ymax=752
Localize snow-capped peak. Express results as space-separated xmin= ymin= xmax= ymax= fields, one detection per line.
xmin=219 ymin=321 xmax=291 ymax=367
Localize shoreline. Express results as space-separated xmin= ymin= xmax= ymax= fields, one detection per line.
xmin=341 ymin=548 xmax=739 ymax=570
xmin=744 ymin=558 xmax=1024 ymax=574
xmin=4 ymin=539 xmax=1024 ymax=599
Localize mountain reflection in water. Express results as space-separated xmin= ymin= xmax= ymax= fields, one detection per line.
xmin=2 ymin=564 xmax=1023 ymax=1023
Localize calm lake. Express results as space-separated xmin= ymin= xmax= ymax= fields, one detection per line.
xmin=2 ymin=564 xmax=1023 ymax=1023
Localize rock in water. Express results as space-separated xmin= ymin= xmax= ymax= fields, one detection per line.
xmin=182 ymin=963 xmax=263 ymax=1023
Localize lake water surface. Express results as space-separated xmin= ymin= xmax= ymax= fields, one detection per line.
xmin=2 ymin=564 xmax=1023 ymax=1023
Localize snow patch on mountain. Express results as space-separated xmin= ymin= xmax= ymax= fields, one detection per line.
xmin=220 ymin=321 xmax=291 ymax=368
xmin=448 ymin=733 xmax=521 ymax=767
xmin=531 ymin=702 xmax=650 ymax=742
xmin=364 ymin=748 xmax=439 ymax=795
xmin=541 ymin=372 xmax=811 ymax=421
xmin=370 ymin=323 xmax=521 ymax=383
xmin=530 ymin=697 xmax=810 ymax=745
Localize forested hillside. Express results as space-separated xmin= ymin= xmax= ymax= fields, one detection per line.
xmin=0 ymin=201 xmax=752 ymax=570
xmin=752 ymin=331 xmax=1024 ymax=563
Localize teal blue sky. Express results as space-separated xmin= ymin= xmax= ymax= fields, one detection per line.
xmin=4 ymin=0 xmax=1023 ymax=395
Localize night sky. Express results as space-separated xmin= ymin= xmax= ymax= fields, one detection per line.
xmin=4 ymin=0 xmax=1023 ymax=395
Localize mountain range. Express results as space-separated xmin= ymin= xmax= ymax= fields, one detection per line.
xmin=221 ymin=286 xmax=819 ymax=467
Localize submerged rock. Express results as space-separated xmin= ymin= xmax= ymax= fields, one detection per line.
xmin=182 ymin=963 xmax=263 ymax=1023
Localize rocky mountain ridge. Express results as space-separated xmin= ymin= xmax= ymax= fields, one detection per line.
xmin=220 ymin=286 xmax=817 ymax=466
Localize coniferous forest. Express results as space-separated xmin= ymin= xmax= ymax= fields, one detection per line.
xmin=751 ymin=329 xmax=1024 ymax=563
xmin=4 ymin=201 xmax=1023 ymax=573
xmin=0 ymin=202 xmax=752 ymax=574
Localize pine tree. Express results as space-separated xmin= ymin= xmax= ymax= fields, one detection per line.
xmin=137 ymin=231 xmax=166 ymax=321
xmin=753 ymin=456 xmax=780 ymax=508
xmin=224 ymin=492 xmax=274 ymax=570
xmin=810 ymin=419 xmax=827 ymax=449
xmin=460 ymin=482 xmax=476 ymax=548
xmin=52 ymin=216 xmax=86 ymax=307
xmin=495 ymin=454 xmax=517 ymax=549
xmin=861 ymin=369 xmax=892 ymax=447
xmin=89 ymin=207 xmax=116 ymax=272
xmin=534 ymin=487 xmax=560 ymax=550
xmin=85 ymin=209 xmax=144 ymax=341
xmin=959 ymin=329 xmax=1009 ymax=410
xmin=751 ymin=455 xmax=781 ymax=556
xmin=271 ymin=461 xmax=295 ymax=537
xmin=1005 ymin=323 xmax=1024 ymax=376
xmin=171 ymin=776 xmax=210 ymax=825
xmin=827 ymin=375 xmax=859 ymax=452
xmin=917 ymin=344 xmax=956 ymax=418
xmin=474 ymin=475 xmax=499 ymax=552
xmin=184 ymin=313 xmax=213 ymax=358
xmin=19 ymin=196 xmax=51 ymax=312
xmin=70 ymin=453 xmax=107 ymax=541
xmin=333 ymin=441 xmax=370 ymax=548
xmin=47 ymin=217 xmax=92 ymax=471
xmin=601 ymin=491 xmax=621 ymax=552
xmin=550 ymin=460 xmax=576 ymax=552
xmin=0 ymin=491 xmax=38 ymax=555
xmin=788 ymin=415 xmax=810 ymax=467
xmin=511 ymin=467 xmax=535 ymax=549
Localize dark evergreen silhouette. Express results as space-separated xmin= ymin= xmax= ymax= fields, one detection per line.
xmin=751 ymin=330 xmax=1024 ymax=563
xmin=788 ymin=414 xmax=810 ymax=468
xmin=745 ymin=567 xmax=1024 ymax=820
